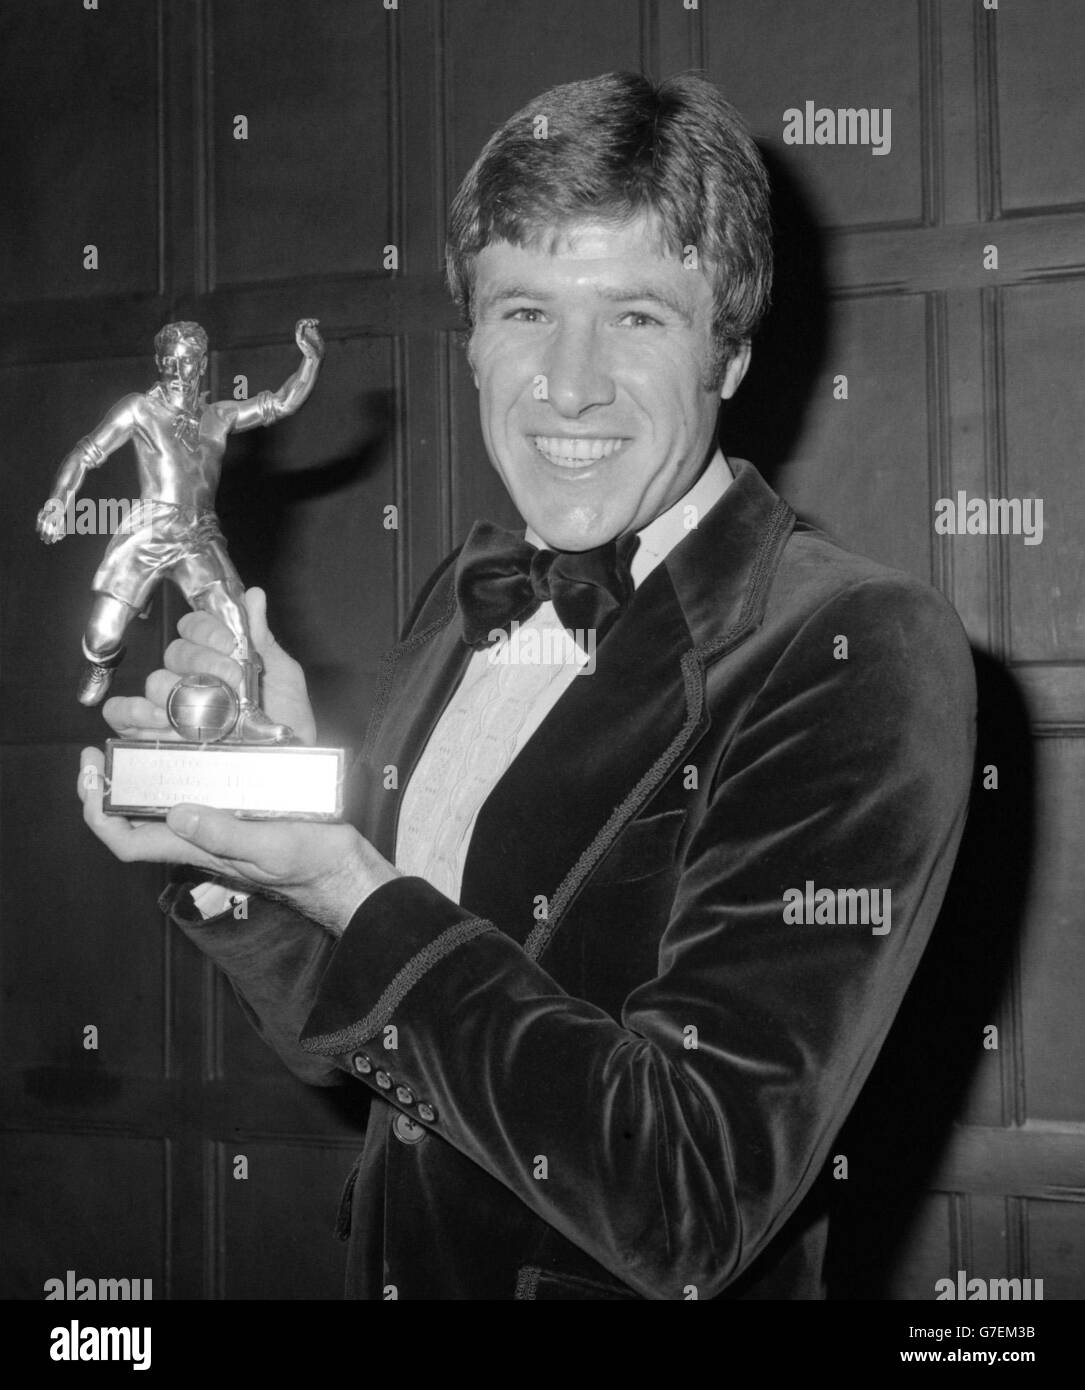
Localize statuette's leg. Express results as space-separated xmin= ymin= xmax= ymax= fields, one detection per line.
xmin=234 ymin=653 xmax=293 ymax=745
xmin=77 ymin=594 xmax=135 ymax=705
xmin=78 ymin=646 xmax=125 ymax=706
xmin=186 ymin=578 xmax=293 ymax=744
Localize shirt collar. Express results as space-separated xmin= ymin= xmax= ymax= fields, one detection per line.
xmin=525 ymin=449 xmax=734 ymax=589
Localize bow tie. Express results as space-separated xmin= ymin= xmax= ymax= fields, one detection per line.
xmin=455 ymin=521 xmax=640 ymax=649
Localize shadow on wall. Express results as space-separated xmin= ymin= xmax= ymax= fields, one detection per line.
xmin=826 ymin=650 xmax=1035 ymax=1299
xmin=201 ymin=387 xmax=395 ymax=746
xmin=719 ymin=144 xmax=832 ymax=489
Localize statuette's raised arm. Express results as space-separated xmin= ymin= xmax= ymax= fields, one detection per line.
xmin=217 ymin=318 xmax=324 ymax=434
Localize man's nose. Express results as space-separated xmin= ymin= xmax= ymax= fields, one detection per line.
xmin=543 ymin=322 xmax=615 ymax=417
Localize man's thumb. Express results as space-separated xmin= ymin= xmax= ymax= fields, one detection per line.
xmin=243 ymin=587 xmax=277 ymax=652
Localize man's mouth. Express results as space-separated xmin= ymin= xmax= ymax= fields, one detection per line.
xmin=531 ymin=436 xmax=625 ymax=467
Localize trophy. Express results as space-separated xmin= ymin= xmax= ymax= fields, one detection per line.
xmin=37 ymin=318 xmax=345 ymax=821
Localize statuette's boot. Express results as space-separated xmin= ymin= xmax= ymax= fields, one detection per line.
xmin=233 ymin=654 xmax=293 ymax=744
xmin=77 ymin=643 xmax=125 ymax=707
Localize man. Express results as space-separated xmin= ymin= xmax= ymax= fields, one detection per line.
xmin=79 ymin=73 xmax=975 ymax=1299
xmin=38 ymin=317 xmax=324 ymax=741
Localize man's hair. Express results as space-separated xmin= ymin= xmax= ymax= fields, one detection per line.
xmin=446 ymin=72 xmax=773 ymax=382
xmin=154 ymin=321 xmax=209 ymax=359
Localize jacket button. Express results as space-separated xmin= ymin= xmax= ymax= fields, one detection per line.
xmin=352 ymin=1054 xmax=372 ymax=1076
xmin=417 ymin=1102 xmax=436 ymax=1123
xmin=395 ymin=1085 xmax=415 ymax=1106
xmin=375 ymin=1070 xmax=392 ymax=1090
xmin=393 ymin=1112 xmax=426 ymax=1145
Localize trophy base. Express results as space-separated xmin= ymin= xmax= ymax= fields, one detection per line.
xmin=103 ymin=739 xmax=346 ymax=821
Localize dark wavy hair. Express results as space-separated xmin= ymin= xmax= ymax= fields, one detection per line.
xmin=446 ymin=72 xmax=773 ymax=383
xmin=154 ymin=321 xmax=209 ymax=359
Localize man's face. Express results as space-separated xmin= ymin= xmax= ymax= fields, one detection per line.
xmin=468 ymin=215 xmax=749 ymax=551
xmin=157 ymin=341 xmax=206 ymax=405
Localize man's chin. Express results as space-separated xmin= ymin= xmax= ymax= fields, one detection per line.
xmin=522 ymin=512 xmax=631 ymax=552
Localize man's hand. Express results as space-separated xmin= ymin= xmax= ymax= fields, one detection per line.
xmin=102 ymin=588 xmax=317 ymax=743
xmin=36 ymin=501 xmax=66 ymax=544
xmin=295 ymin=318 xmax=324 ymax=361
xmin=79 ymin=747 xmax=399 ymax=934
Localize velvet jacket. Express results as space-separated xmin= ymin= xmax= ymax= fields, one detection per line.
xmin=163 ymin=459 xmax=977 ymax=1300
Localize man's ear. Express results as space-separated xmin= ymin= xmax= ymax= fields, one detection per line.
xmin=719 ymin=342 xmax=752 ymax=401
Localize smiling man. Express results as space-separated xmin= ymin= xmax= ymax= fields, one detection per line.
xmin=80 ymin=73 xmax=976 ymax=1300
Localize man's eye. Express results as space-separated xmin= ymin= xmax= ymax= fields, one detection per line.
xmin=619 ymin=312 xmax=662 ymax=328
xmin=507 ymin=307 xmax=545 ymax=323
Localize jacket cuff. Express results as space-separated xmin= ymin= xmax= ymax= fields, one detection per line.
xmin=300 ymin=875 xmax=493 ymax=1056
xmin=159 ymin=871 xmax=215 ymax=923
xmin=159 ymin=870 xmax=345 ymax=1088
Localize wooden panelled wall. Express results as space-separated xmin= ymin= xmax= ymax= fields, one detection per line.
xmin=1 ymin=0 xmax=1081 ymax=1300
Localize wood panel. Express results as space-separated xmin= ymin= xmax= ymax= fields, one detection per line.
xmin=208 ymin=0 xmax=393 ymax=285
xmin=1017 ymin=740 xmax=1085 ymax=1120
xmin=0 ymin=745 xmax=166 ymax=1076
xmin=702 ymin=0 xmax=925 ymax=229
xmin=0 ymin=1133 xmax=164 ymax=1300
xmin=969 ymin=1193 xmax=1012 ymax=1283
xmin=216 ymin=1140 xmax=351 ymax=1299
xmin=1026 ymin=1199 xmax=1085 ymax=1298
xmin=772 ymin=292 xmax=935 ymax=581
xmin=1000 ymin=279 xmax=1085 ymax=664
xmin=995 ymin=0 xmax=1085 ymax=214
xmin=442 ymin=0 xmax=645 ymax=195
xmin=0 ymin=0 xmax=161 ymax=303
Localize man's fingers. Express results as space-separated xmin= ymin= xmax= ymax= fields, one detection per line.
xmin=243 ymin=587 xmax=277 ymax=652
xmin=77 ymin=747 xmax=107 ymax=804
xmin=175 ymin=609 xmax=238 ymax=655
xmin=143 ymin=669 xmax=180 ymax=709
xmin=163 ymin=637 xmax=241 ymax=688
xmin=102 ymin=694 xmax=179 ymax=740
xmin=172 ymin=588 xmax=282 ymax=665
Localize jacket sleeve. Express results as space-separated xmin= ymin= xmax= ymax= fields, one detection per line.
xmin=297 ymin=576 xmax=977 ymax=1299
xmin=159 ymin=877 xmax=346 ymax=1089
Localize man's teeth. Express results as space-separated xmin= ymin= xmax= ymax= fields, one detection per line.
xmin=532 ymin=436 xmax=624 ymax=464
